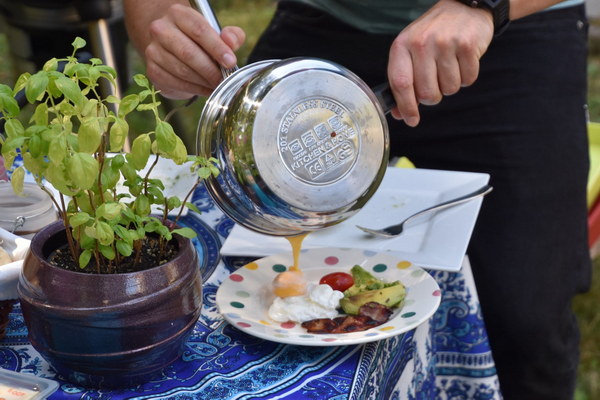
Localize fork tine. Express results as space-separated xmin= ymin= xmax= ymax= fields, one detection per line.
xmin=355 ymin=225 xmax=397 ymax=238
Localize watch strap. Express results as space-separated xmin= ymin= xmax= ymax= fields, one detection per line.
xmin=460 ymin=0 xmax=511 ymax=36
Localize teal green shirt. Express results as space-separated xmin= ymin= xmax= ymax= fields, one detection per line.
xmin=283 ymin=0 xmax=585 ymax=34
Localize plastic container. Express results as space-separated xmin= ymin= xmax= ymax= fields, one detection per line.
xmin=0 ymin=183 xmax=58 ymax=239
xmin=0 ymin=368 xmax=59 ymax=399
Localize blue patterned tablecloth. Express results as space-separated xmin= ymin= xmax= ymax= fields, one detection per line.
xmin=0 ymin=184 xmax=502 ymax=399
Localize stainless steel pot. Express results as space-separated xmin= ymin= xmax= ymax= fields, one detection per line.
xmin=193 ymin=0 xmax=392 ymax=236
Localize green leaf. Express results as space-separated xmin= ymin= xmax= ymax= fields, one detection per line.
xmin=133 ymin=74 xmax=149 ymax=89
xmin=72 ymin=37 xmax=86 ymax=50
xmin=1 ymin=135 xmax=24 ymax=154
xmin=134 ymin=194 xmax=151 ymax=216
xmin=48 ymin=135 xmax=67 ymax=164
xmin=170 ymin=137 xmax=188 ymax=164
xmin=81 ymin=98 xmax=99 ymax=117
xmin=22 ymin=152 xmax=45 ymax=176
xmin=45 ymin=162 xmax=72 ymax=195
xmin=129 ymin=134 xmax=151 ymax=170
xmin=116 ymin=240 xmax=133 ymax=257
xmin=10 ymin=167 xmax=25 ymax=195
xmin=0 ymin=92 xmax=19 ymax=116
xmin=77 ymin=118 xmax=102 ymax=154
xmin=109 ymin=118 xmax=128 ymax=152
xmin=54 ymin=76 xmax=84 ymax=107
xmin=70 ymin=212 xmax=91 ymax=228
xmin=167 ymin=196 xmax=182 ymax=210
xmin=95 ymin=221 xmax=114 ymax=246
xmin=4 ymin=119 xmax=24 ymax=139
xmin=185 ymin=201 xmax=200 ymax=214
xmin=147 ymin=185 xmax=164 ymax=203
xmin=118 ymin=94 xmax=140 ymax=117
xmin=79 ymin=249 xmax=92 ymax=268
xmin=67 ymin=153 xmax=99 ymax=190
xmin=101 ymin=164 xmax=120 ymax=189
xmin=25 ymin=71 xmax=49 ymax=103
xmin=32 ymin=103 xmax=49 ymax=126
xmin=13 ymin=72 xmax=30 ymax=94
xmin=172 ymin=227 xmax=197 ymax=239
xmin=99 ymin=244 xmax=116 ymax=260
xmin=42 ymin=58 xmax=58 ymax=72
xmin=155 ymin=121 xmax=177 ymax=152
xmin=113 ymin=225 xmax=133 ymax=243
xmin=110 ymin=154 xmax=125 ymax=169
xmin=144 ymin=219 xmax=161 ymax=233
xmin=97 ymin=202 xmax=122 ymax=221
xmin=28 ymin=135 xmax=41 ymax=158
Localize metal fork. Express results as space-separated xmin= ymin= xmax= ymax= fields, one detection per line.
xmin=356 ymin=184 xmax=493 ymax=238
xmin=188 ymin=0 xmax=239 ymax=79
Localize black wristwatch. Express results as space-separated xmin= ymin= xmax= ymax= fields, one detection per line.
xmin=456 ymin=0 xmax=511 ymax=36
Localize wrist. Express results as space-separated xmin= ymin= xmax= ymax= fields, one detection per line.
xmin=455 ymin=0 xmax=511 ymax=36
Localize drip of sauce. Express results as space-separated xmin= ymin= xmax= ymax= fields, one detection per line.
xmin=271 ymin=233 xmax=310 ymax=298
xmin=285 ymin=232 xmax=309 ymax=271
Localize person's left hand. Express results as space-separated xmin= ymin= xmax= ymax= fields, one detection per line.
xmin=387 ymin=0 xmax=494 ymax=126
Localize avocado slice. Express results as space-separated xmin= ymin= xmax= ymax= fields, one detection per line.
xmin=340 ymin=283 xmax=406 ymax=315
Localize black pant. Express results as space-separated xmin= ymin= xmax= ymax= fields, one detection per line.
xmin=249 ymin=3 xmax=592 ymax=399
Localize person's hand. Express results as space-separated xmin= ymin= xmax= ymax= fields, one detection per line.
xmin=388 ymin=0 xmax=494 ymax=126
xmin=143 ymin=3 xmax=246 ymax=99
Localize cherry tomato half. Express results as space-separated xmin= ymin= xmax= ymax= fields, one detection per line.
xmin=319 ymin=272 xmax=354 ymax=292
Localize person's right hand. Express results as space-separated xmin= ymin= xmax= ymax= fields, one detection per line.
xmin=142 ymin=3 xmax=245 ymax=99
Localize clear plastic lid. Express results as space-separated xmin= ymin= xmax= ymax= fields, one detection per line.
xmin=0 ymin=368 xmax=59 ymax=400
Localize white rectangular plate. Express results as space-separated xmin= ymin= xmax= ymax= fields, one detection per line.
xmin=220 ymin=167 xmax=490 ymax=271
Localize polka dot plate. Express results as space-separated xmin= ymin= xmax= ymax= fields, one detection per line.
xmin=216 ymin=247 xmax=441 ymax=346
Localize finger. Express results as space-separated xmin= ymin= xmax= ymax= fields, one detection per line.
xmin=175 ymin=6 xmax=238 ymax=70
xmin=457 ymin=52 xmax=480 ymax=88
xmin=436 ymin=49 xmax=461 ymax=96
xmin=145 ymin=57 xmax=212 ymax=100
xmin=145 ymin=39 xmax=219 ymax=88
xmin=149 ymin=19 xmax=224 ymax=88
xmin=388 ymin=42 xmax=421 ymax=127
xmin=410 ymin=38 xmax=443 ymax=106
xmin=221 ymin=26 xmax=246 ymax=53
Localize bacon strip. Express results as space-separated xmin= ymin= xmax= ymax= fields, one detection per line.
xmin=300 ymin=302 xmax=393 ymax=334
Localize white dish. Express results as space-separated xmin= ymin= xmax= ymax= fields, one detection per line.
xmin=0 ymin=227 xmax=31 ymax=301
xmin=216 ymin=247 xmax=441 ymax=346
xmin=220 ymin=167 xmax=490 ymax=271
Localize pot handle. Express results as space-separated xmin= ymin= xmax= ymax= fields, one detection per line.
xmin=372 ymin=82 xmax=396 ymax=115
xmin=189 ymin=0 xmax=238 ymax=78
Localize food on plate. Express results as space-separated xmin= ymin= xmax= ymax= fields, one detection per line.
xmin=272 ymin=270 xmax=307 ymax=298
xmin=339 ymin=265 xmax=405 ymax=315
xmin=269 ymin=264 xmax=406 ymax=334
xmin=340 ymin=284 xmax=406 ymax=315
xmin=268 ymin=283 xmax=344 ymax=322
xmin=301 ymin=302 xmax=393 ymax=334
xmin=319 ymin=272 xmax=354 ymax=292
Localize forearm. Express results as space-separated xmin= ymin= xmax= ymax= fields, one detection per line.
xmin=509 ymin=0 xmax=570 ymax=20
xmin=123 ymin=0 xmax=188 ymax=57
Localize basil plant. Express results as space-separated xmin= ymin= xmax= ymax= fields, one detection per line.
xmin=0 ymin=37 xmax=219 ymax=273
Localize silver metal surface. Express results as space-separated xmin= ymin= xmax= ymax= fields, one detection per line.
xmin=197 ymin=57 xmax=390 ymax=236
xmin=356 ymin=185 xmax=493 ymax=238
xmin=189 ymin=3 xmax=391 ymax=236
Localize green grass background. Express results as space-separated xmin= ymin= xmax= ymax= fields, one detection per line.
xmin=0 ymin=0 xmax=599 ymax=398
